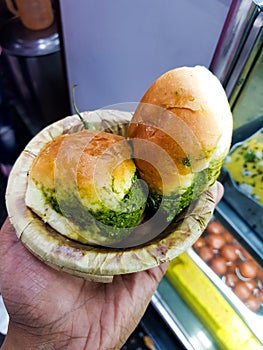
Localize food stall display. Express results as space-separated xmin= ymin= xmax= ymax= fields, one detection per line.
xmin=151 ymin=1 xmax=263 ymax=349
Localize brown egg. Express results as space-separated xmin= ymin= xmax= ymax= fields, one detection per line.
xmin=206 ymin=221 xmax=224 ymax=235
xmin=240 ymin=248 xmax=253 ymax=261
xmin=220 ymin=245 xmax=239 ymax=262
xmin=258 ymin=289 xmax=263 ymax=304
xmin=193 ymin=237 xmax=205 ymax=251
xmin=245 ymin=295 xmax=261 ymax=312
xmin=238 ymin=261 xmax=259 ymax=279
xmin=198 ymin=246 xmax=214 ymax=262
xmin=206 ymin=233 xmax=225 ymax=250
xmin=227 ymin=261 xmax=238 ymax=273
xmin=224 ymin=273 xmax=239 ymax=288
xmin=233 ymin=281 xmax=251 ymax=301
xmin=210 ymin=256 xmax=227 ymax=275
xmin=245 ymin=279 xmax=258 ymax=292
xmin=222 ymin=230 xmax=234 ymax=243
xmin=257 ymin=269 xmax=263 ymax=285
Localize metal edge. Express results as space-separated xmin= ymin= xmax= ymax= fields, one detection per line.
xmin=187 ymin=246 xmax=263 ymax=344
xmin=227 ymin=13 xmax=263 ymax=104
xmin=210 ymin=0 xmax=259 ymax=86
xmin=223 ymin=126 xmax=263 ymax=209
xmin=151 ymin=292 xmax=196 ymax=350
xmin=215 ymin=201 xmax=263 ymax=265
xmin=220 ymin=125 xmax=263 ymax=239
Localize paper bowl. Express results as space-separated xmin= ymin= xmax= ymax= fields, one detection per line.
xmin=6 ymin=110 xmax=218 ymax=282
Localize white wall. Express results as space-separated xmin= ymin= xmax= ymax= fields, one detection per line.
xmin=59 ymin=0 xmax=231 ymax=112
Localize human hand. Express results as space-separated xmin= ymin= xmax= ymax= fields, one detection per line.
xmin=0 ymin=182 xmax=224 ymax=350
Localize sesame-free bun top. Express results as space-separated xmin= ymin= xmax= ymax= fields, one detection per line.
xmin=25 ymin=129 xmax=145 ymax=246
xmin=28 ymin=130 xmax=136 ymax=208
xmin=128 ymin=66 xmax=233 ymax=196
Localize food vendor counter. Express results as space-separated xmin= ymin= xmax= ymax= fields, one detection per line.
xmin=153 ymin=215 xmax=263 ymax=350
xmin=149 ymin=1 xmax=263 ymax=349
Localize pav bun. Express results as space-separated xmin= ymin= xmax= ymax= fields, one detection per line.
xmin=25 ymin=129 xmax=146 ymax=246
xmin=128 ymin=66 xmax=233 ymax=217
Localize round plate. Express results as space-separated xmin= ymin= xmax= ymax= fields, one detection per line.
xmin=6 ymin=110 xmax=218 ymax=282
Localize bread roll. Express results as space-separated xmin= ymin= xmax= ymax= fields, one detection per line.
xmin=128 ymin=66 xmax=233 ymax=218
xmin=25 ymin=129 xmax=146 ymax=246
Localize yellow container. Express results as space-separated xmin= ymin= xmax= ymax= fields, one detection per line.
xmin=166 ymin=252 xmax=262 ymax=350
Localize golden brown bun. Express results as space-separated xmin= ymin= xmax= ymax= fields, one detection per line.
xmin=128 ymin=66 xmax=233 ymax=195
xmin=29 ymin=129 xmax=135 ymax=204
xmin=26 ymin=129 xmax=138 ymax=245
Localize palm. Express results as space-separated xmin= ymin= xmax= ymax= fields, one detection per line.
xmin=0 ymin=219 xmax=167 ymax=349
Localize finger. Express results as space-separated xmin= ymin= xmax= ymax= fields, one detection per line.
xmin=146 ymin=261 xmax=169 ymax=284
xmin=216 ymin=181 xmax=224 ymax=204
xmin=0 ymin=218 xmax=19 ymax=251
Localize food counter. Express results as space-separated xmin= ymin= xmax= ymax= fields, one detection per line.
xmin=149 ymin=1 xmax=263 ymax=349
xmin=158 ymin=217 xmax=263 ymax=350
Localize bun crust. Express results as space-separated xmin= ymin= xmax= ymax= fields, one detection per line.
xmin=29 ymin=129 xmax=136 ymax=205
xmin=26 ymin=129 xmax=138 ymax=245
xmin=128 ymin=66 xmax=233 ymax=195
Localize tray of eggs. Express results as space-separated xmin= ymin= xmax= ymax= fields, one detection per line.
xmin=191 ymin=219 xmax=263 ymax=315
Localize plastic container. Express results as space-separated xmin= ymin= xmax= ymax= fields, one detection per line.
xmin=5 ymin=0 xmax=54 ymax=31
